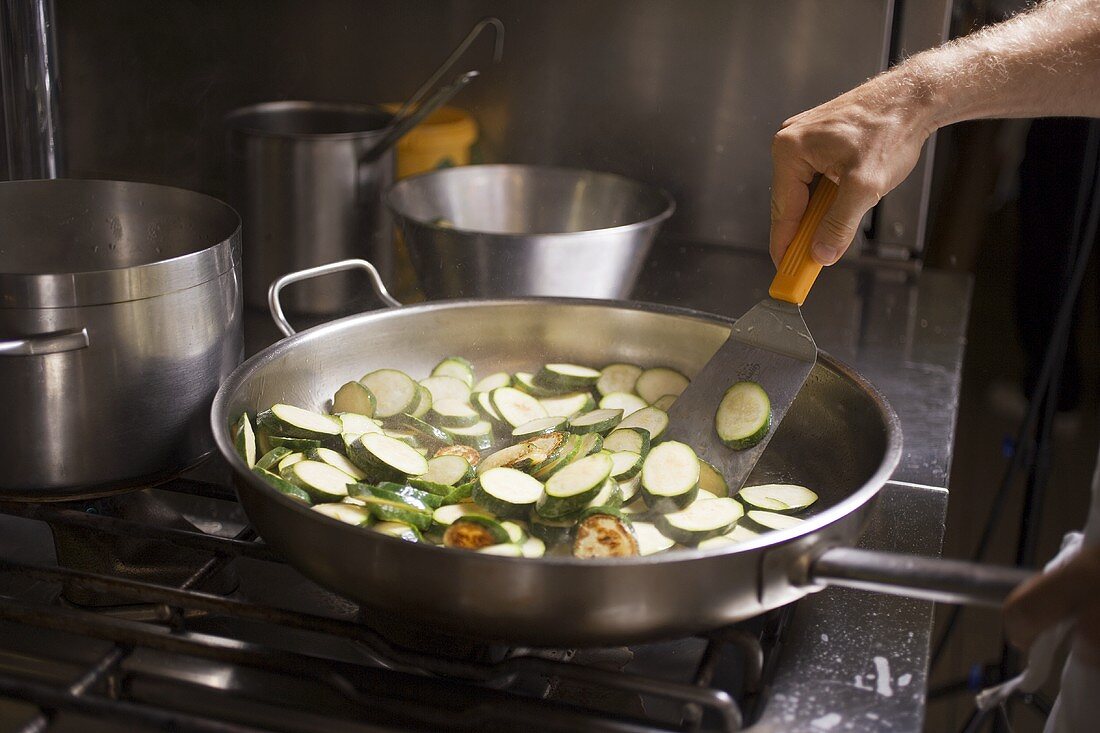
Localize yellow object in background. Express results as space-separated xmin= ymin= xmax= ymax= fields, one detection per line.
xmin=384 ymin=105 xmax=478 ymax=179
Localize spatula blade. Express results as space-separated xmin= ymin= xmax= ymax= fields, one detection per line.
xmin=664 ymin=298 xmax=817 ymax=492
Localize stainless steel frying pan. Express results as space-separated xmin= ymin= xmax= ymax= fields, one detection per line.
xmin=211 ymin=260 xmax=1033 ymax=646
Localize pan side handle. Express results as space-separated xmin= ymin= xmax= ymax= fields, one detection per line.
xmin=268 ymin=259 xmax=402 ymax=337
xmin=808 ymin=546 xmax=1035 ymax=608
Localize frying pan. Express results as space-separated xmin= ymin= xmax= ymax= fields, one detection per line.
xmin=211 ymin=260 xmax=1033 ymax=646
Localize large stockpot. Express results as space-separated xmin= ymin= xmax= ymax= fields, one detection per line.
xmin=0 ymin=179 xmax=242 ymax=499
xmin=225 ymin=102 xmax=396 ymax=315
xmin=212 ymin=260 xmax=1031 ymax=646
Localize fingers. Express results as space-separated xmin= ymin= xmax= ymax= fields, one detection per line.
xmin=809 ymin=176 xmax=880 ymax=265
xmin=769 ymin=146 xmax=814 ymax=267
xmin=1003 ymin=544 xmax=1100 ymax=653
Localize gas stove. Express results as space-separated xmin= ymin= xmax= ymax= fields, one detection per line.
xmin=0 ymin=455 xmax=793 ymax=733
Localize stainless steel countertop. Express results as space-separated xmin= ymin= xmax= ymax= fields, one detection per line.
xmin=633 ymin=241 xmax=970 ymax=732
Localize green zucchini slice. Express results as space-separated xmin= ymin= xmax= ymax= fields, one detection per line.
xmin=473 ymin=371 xmax=512 ymax=393
xmin=474 ymin=467 xmax=545 ymax=518
xmin=420 ymin=454 xmax=474 ymax=487
xmin=715 ymin=381 xmax=772 ymax=450
xmin=284 ymin=460 xmax=354 ymax=503
xmin=567 ymin=408 xmax=623 ymax=435
xmin=431 ymin=356 xmax=475 ymax=387
xmin=534 ymin=363 xmax=601 ymax=392
xmin=511 ymin=416 xmax=568 ymax=439
xmin=632 ymin=521 xmax=676 ymax=555
xmin=539 ymin=391 xmax=596 ymax=418
xmin=635 ymin=367 xmax=689 ymax=404
xmin=347 ymin=433 xmax=429 ymax=482
xmin=308 ymin=447 xmax=367 ymax=481
xmin=655 ymin=497 xmax=744 ymax=544
xmin=372 ymin=521 xmax=423 ymax=542
xmin=232 ymin=413 xmax=257 ymax=468
xmin=252 ymin=467 xmax=312 ymax=504
xmin=603 ymin=427 xmax=651 ymax=458
xmin=598 ymin=392 xmax=648 ymax=417
xmin=432 ymin=502 xmax=494 ymax=526
xmin=359 ymin=369 xmax=420 ymax=418
xmin=430 ymin=398 xmax=481 ymax=428
xmin=609 ymin=450 xmax=643 ymax=481
xmin=443 ymin=420 xmax=495 ymax=450
xmin=697 ymin=459 xmax=730 ymax=498
xmin=573 ymin=513 xmax=639 ymax=558
xmin=596 ymin=363 xmax=643 ymax=398
xmin=618 ymin=406 xmax=669 ymax=442
xmin=444 ymin=516 xmax=510 ymax=549
xmin=257 ymin=404 xmax=341 ymax=440
xmin=312 ymin=502 xmax=374 ymax=526
xmin=641 ymin=441 xmax=700 ymax=512
xmin=537 ymin=453 xmax=614 ymax=519
xmin=419 ymin=375 xmax=472 ymax=405
xmin=333 ymin=381 xmax=376 ymax=417
xmin=737 ymin=484 xmax=818 ymax=512
xmin=491 ymin=386 xmax=548 ymax=427
xmin=744 ymin=510 xmax=807 ymax=532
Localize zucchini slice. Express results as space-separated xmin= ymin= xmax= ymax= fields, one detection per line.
xmin=434 ymin=444 xmax=482 ymax=467
xmin=500 ymin=520 xmax=528 ymax=544
xmin=473 ymin=371 xmax=512 ymax=393
xmin=584 ymin=477 xmax=624 ymax=511
xmin=444 ymin=516 xmax=510 ymax=549
xmin=603 ymin=427 xmax=651 ymax=457
xmin=308 ymin=447 xmax=367 ymax=481
xmin=347 ymin=433 xmax=429 ymax=482
xmin=409 ymin=385 xmax=433 ymax=419
xmin=577 ymin=432 xmax=605 ymax=457
xmin=539 ymin=391 xmax=596 ymax=418
xmin=257 ymin=404 xmax=341 ymax=440
xmin=537 ymin=453 xmax=614 ymax=519
xmin=530 ymin=434 xmax=583 ymax=480
xmin=490 ymin=386 xmax=548 ymax=427
xmin=357 ymin=495 xmax=433 ymax=530
xmin=432 ymin=502 xmax=493 ymax=526
xmin=737 ymin=483 xmax=819 ymax=512
xmin=511 ymin=416 xmax=568 ymax=439
xmin=312 ymin=502 xmax=373 ymax=526
xmin=474 ymin=467 xmax=545 ymax=518
xmin=618 ymin=406 xmax=669 ymax=442
xmin=388 ymin=414 xmax=454 ymax=447
xmin=443 ymin=420 xmax=495 ymax=449
xmin=232 ymin=413 xmax=257 ymax=468
xmin=528 ymin=510 xmax=576 ymax=546
xmin=698 ymin=459 xmax=730 ymax=498
xmin=641 ymin=441 xmax=700 ymax=512
xmin=651 ymin=394 xmax=677 ymax=412
xmin=698 ymin=524 xmax=760 ymax=549
xmin=519 ymin=535 xmax=547 ymax=558
xmin=598 ymin=392 xmax=648 ymax=417
xmin=359 ymin=369 xmax=420 ymax=418
xmin=745 ymin=510 xmax=807 ymax=532
xmin=715 ymin=381 xmax=772 ymax=450
xmin=573 ymin=513 xmax=639 ymax=558
xmin=655 ymin=497 xmax=744 ymax=544
xmin=632 ymin=522 xmax=675 ymax=556
xmin=419 ymin=375 xmax=472 ymax=405
xmin=276 ymin=451 xmax=305 ymax=475
xmin=430 ymin=398 xmax=481 ymax=428
xmin=534 ymin=363 xmax=601 ymax=392
xmin=478 ymin=543 xmax=524 ymax=557
xmin=372 ymin=521 xmax=423 ymax=542
xmin=285 ymin=460 xmax=354 ymax=503
xmin=567 ymin=408 xmax=623 ymax=435
xmin=421 ymin=454 xmax=474 ymax=487
xmin=252 ymin=467 xmax=312 ymax=504
xmin=618 ymin=474 xmax=643 ymax=504
xmin=353 ymin=482 xmax=442 ymax=511
xmin=431 ymin=356 xmax=475 ymax=387
xmin=269 ymin=436 xmax=322 ymax=452
xmin=337 ymin=412 xmax=384 ymax=441
xmin=513 ymin=372 xmax=558 ymax=398
xmin=635 ymin=367 xmax=690 ymax=404
xmin=609 ymin=450 xmax=643 ymax=481
xmin=256 ymin=446 xmax=292 ymax=471
xmin=333 ymin=381 xmax=376 ymax=418
xmin=596 ymin=363 xmax=643 ymax=398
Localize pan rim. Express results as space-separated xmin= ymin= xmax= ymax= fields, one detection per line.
xmin=212 ymin=296 xmax=902 ymax=568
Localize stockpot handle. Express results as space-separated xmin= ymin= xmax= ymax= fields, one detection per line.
xmin=268 ymin=259 xmax=402 ymax=337
xmin=807 ymin=546 xmax=1036 ymax=608
xmin=0 ymin=327 xmax=89 ymax=356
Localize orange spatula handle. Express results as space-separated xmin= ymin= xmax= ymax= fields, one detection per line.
xmin=769 ymin=177 xmax=839 ymax=306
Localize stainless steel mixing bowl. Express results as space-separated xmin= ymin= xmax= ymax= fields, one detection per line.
xmin=385 ymin=164 xmax=674 ymax=299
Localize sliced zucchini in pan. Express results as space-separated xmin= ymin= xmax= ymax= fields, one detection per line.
xmin=641 ymin=441 xmax=700 ymax=512
xmin=618 ymin=474 xmax=642 ymax=504
xmin=431 ymin=356 xmax=475 ymax=387
xmin=276 ymin=451 xmax=305 ymax=475
xmin=596 ymin=363 xmax=643 ymax=398
xmin=284 ymin=460 xmax=354 ymax=503
xmin=333 ymin=381 xmax=376 ymax=418
xmin=519 ymin=535 xmax=547 ymax=558
xmin=655 ymin=497 xmax=744 ymax=545
xmin=269 ymin=436 xmax=322 ymax=452
xmin=473 ymin=391 xmax=507 ymax=426
xmin=256 ymin=446 xmax=292 ymax=471
xmin=598 ymin=392 xmax=648 ymax=417
xmin=534 ymin=363 xmax=601 ymax=392
xmin=419 ymin=375 xmax=472 ymax=405
xmin=356 ymin=495 xmax=433 ymax=530
xmin=478 ymin=542 xmax=524 ymax=557
xmin=383 ymin=428 xmax=421 ymax=449
xmin=409 ymin=385 xmax=433 ymax=419
xmin=715 ymin=381 xmax=771 ymax=450
xmin=432 ymin=502 xmax=493 ymax=526
xmin=480 ymin=442 xmax=540 ymax=474
xmin=537 ymin=452 xmax=614 ymax=519
xmin=698 ymin=524 xmax=760 ymax=549
xmin=539 ymin=391 xmax=596 ymax=418
xmin=443 ymin=515 xmax=510 ymax=549
xmin=737 ymin=484 xmax=818 ymax=512
xmin=359 ymin=369 xmax=420 ymax=418
xmin=231 ymin=413 xmax=257 ymax=468
xmin=697 ymin=459 xmax=729 ymax=498
xmin=577 ymin=432 xmax=604 ymax=457
xmin=252 ymin=467 xmax=312 ymax=504
xmin=434 ymin=444 xmax=482 ymax=467
xmin=443 ymin=420 xmax=495 ymax=450
xmin=347 ymin=433 xmax=429 ymax=482
xmin=513 ymin=372 xmax=558 ymax=398
xmin=584 ymin=477 xmax=624 ymax=511
xmin=491 ymin=387 xmax=548 ymax=427
xmin=603 ymin=427 xmax=651 ymax=458
xmin=635 ymin=367 xmax=689 ymax=405
xmin=567 ymin=408 xmax=623 ymax=435
xmin=372 ymin=521 xmax=423 ymax=542
xmin=744 ymin=510 xmax=806 ymax=532
xmin=337 ymin=412 xmax=384 ymax=441
xmin=307 ymin=447 xmax=366 ymax=481
xmin=474 ymin=371 xmax=512 ymax=393
xmin=618 ymin=406 xmax=669 ymax=442
xmin=500 ymin=520 xmax=528 ymax=544
xmin=631 ymin=521 xmax=675 ymax=556
xmin=420 ymin=454 xmax=474 ymax=487
xmin=529 ymin=433 xmax=583 ymax=479
xmin=609 ymin=450 xmax=643 ymax=481
xmin=312 ymin=501 xmax=374 ymax=526
xmin=430 ymin=398 xmax=481 ymax=428
xmin=351 ymin=481 xmax=441 ymax=511
xmin=257 ymin=403 xmax=342 ymax=440
xmin=473 ymin=467 xmax=545 ymax=518
xmin=387 ymin=414 xmax=453 ymax=447
xmin=573 ymin=512 xmax=638 ymax=558
xmin=511 ymin=416 xmax=568 ymax=439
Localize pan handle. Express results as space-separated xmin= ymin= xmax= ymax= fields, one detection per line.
xmin=268 ymin=259 xmax=402 ymax=337
xmin=808 ymin=546 xmax=1035 ymax=608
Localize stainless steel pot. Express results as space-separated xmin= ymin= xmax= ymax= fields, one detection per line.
xmin=212 ymin=260 xmax=1031 ymax=646
xmin=0 ymin=179 xmax=242 ymax=499
xmin=225 ymin=102 xmax=396 ymax=314
xmin=385 ymin=165 xmax=675 ymax=299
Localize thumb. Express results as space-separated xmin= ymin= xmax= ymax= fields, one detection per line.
xmin=809 ymin=178 xmax=878 ymax=266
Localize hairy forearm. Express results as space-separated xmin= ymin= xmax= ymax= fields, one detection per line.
xmin=899 ymin=0 xmax=1100 ymax=133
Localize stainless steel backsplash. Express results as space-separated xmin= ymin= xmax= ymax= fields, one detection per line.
xmin=53 ymin=0 xmax=947 ymax=253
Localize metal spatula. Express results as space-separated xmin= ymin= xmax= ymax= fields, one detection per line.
xmin=664 ymin=178 xmax=839 ymax=491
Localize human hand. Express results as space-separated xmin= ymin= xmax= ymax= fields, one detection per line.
xmin=770 ymin=72 xmax=935 ymax=267
xmin=1004 ymin=543 xmax=1100 ymax=667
